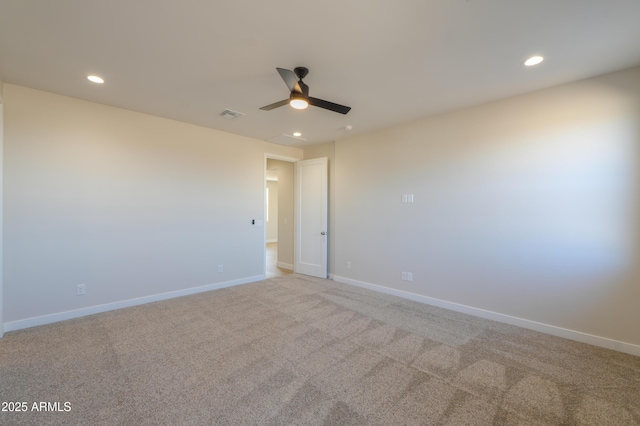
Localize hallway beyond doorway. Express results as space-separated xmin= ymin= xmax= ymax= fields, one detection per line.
xmin=266 ymin=243 xmax=293 ymax=278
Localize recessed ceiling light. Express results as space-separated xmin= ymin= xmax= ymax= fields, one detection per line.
xmin=87 ymin=75 xmax=104 ymax=84
xmin=293 ymin=132 xmax=302 ymax=137
xmin=524 ymin=56 xmax=544 ymax=66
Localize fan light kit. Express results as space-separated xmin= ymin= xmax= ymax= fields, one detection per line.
xmin=290 ymin=96 xmax=308 ymax=110
xmin=261 ymin=67 xmax=351 ymax=115
xmin=293 ymin=132 xmax=302 ymax=137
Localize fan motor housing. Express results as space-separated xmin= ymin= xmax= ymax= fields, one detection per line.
xmin=294 ymin=67 xmax=309 ymax=80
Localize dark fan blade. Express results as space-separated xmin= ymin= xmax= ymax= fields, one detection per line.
xmin=277 ymin=68 xmax=303 ymax=93
xmin=308 ymin=97 xmax=351 ymax=114
xmin=259 ymin=99 xmax=289 ymax=111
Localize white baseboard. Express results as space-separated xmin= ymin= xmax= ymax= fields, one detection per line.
xmin=2 ymin=275 xmax=266 ymax=334
xmin=277 ymin=262 xmax=294 ymax=271
xmin=333 ymin=275 xmax=640 ymax=357
xmin=266 ymin=239 xmax=278 ymax=244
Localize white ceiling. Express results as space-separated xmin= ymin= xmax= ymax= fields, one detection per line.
xmin=1 ymin=1 xmax=640 ymax=146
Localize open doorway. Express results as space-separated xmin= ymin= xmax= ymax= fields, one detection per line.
xmin=265 ymin=156 xmax=295 ymax=278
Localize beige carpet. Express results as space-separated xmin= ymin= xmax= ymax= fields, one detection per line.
xmin=1 ymin=275 xmax=639 ymax=425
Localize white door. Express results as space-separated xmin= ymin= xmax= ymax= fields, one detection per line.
xmin=295 ymin=157 xmax=328 ymax=278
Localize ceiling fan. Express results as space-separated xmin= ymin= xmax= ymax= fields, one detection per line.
xmin=260 ymin=67 xmax=351 ymax=115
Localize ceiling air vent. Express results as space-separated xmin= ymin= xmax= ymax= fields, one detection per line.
xmin=218 ymin=109 xmax=245 ymax=119
xmin=266 ymin=134 xmax=307 ymax=146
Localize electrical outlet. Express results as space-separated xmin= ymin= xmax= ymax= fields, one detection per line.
xmin=407 ymin=272 xmax=413 ymax=282
xmin=346 ymin=261 xmax=351 ymax=270
xmin=76 ymin=284 xmax=86 ymax=295
xmin=401 ymin=271 xmax=407 ymax=281
xmin=218 ymin=265 xmax=223 ymax=273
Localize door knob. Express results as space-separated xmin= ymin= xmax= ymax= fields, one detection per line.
xmin=321 ymin=232 xmax=327 ymax=235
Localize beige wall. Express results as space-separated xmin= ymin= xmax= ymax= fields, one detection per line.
xmin=303 ymin=142 xmax=336 ymax=276
xmin=266 ymin=180 xmax=278 ymax=242
xmin=335 ymin=67 xmax=640 ymax=348
xmin=3 ymin=84 xmax=302 ymax=325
